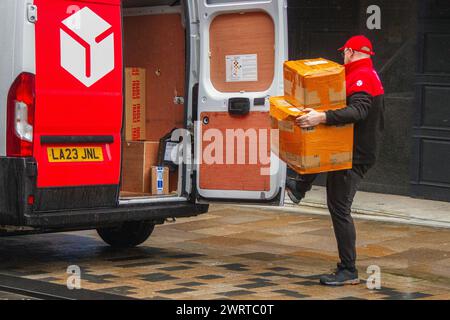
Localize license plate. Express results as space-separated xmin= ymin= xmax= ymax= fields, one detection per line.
xmin=47 ymin=147 xmax=104 ymax=162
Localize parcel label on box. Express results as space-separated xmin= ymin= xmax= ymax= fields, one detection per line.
xmin=284 ymin=58 xmax=346 ymax=109
xmin=151 ymin=166 xmax=169 ymax=195
xmin=270 ymin=96 xmax=353 ymax=174
xmin=125 ymin=68 xmax=146 ymax=141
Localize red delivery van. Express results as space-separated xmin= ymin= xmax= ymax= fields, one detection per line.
xmin=0 ymin=0 xmax=288 ymax=247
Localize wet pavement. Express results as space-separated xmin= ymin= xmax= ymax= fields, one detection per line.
xmin=0 ymin=205 xmax=449 ymax=300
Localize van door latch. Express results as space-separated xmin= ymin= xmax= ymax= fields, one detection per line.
xmin=228 ymin=98 xmax=250 ymax=116
xmin=27 ymin=4 xmax=38 ymax=23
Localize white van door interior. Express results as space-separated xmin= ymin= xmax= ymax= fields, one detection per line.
xmin=193 ymin=0 xmax=288 ymax=204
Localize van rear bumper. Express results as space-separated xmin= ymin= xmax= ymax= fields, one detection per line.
xmin=24 ymin=201 xmax=209 ymax=229
xmin=0 ymin=156 xmax=208 ymax=230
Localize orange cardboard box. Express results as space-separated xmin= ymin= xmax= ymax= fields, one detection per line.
xmin=125 ymin=67 xmax=146 ymax=141
xmin=284 ymin=58 xmax=346 ymax=109
xmin=270 ymin=97 xmax=353 ymax=174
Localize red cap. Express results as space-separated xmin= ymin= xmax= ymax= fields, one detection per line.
xmin=338 ymin=35 xmax=375 ymax=56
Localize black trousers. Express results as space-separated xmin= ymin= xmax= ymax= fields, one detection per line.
xmin=288 ymin=164 xmax=371 ymax=270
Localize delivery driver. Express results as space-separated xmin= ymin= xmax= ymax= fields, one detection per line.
xmin=285 ymin=35 xmax=385 ymax=286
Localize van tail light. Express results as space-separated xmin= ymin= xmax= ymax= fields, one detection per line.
xmin=6 ymin=73 xmax=35 ymax=157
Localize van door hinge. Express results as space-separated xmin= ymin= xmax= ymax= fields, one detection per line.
xmin=27 ymin=4 xmax=38 ymax=23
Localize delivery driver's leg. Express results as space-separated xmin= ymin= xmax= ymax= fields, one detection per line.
xmin=319 ymin=164 xmax=370 ymax=285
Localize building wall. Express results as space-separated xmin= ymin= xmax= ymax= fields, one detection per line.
xmin=287 ymin=0 xmax=418 ymax=196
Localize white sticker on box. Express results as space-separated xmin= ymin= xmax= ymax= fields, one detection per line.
xmin=156 ymin=167 xmax=164 ymax=194
xmin=304 ymin=60 xmax=328 ymax=66
xmin=226 ymin=54 xmax=258 ymax=82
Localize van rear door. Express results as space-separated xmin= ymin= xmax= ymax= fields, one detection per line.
xmin=193 ymin=0 xmax=287 ymax=204
xmin=33 ymin=0 xmax=122 ymax=211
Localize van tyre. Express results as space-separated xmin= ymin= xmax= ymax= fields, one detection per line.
xmin=97 ymin=221 xmax=155 ymax=248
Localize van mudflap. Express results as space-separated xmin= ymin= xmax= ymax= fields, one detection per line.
xmin=0 ymin=157 xmax=36 ymax=226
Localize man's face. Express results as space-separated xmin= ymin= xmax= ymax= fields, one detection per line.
xmin=342 ymin=48 xmax=354 ymax=64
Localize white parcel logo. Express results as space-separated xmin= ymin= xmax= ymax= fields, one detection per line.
xmin=60 ymin=7 xmax=114 ymax=87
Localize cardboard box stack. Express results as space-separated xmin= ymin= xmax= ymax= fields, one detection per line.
xmin=122 ymin=68 xmax=170 ymax=195
xmin=270 ymin=58 xmax=354 ymax=174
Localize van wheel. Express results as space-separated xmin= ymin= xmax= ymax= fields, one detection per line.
xmin=97 ymin=221 xmax=155 ymax=248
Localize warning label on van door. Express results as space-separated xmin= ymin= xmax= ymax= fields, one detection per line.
xmin=225 ymin=54 xmax=258 ymax=82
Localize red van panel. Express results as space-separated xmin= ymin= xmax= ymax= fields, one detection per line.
xmin=33 ymin=0 xmax=122 ymax=188
xmin=75 ymin=0 xmax=120 ymax=4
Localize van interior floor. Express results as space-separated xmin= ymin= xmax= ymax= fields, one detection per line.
xmin=119 ymin=192 xmax=180 ymax=200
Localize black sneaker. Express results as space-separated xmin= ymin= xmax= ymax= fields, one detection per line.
xmin=319 ymin=264 xmax=360 ymax=286
xmin=285 ymin=179 xmax=304 ymax=205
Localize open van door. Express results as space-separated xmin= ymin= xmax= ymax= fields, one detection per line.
xmin=194 ymin=0 xmax=287 ymax=204
xmin=32 ymin=0 xmax=122 ymax=211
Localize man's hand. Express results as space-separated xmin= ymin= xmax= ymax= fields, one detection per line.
xmin=295 ymin=108 xmax=327 ymax=128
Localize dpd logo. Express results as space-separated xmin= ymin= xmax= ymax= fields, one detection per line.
xmin=60 ymin=7 xmax=115 ymax=87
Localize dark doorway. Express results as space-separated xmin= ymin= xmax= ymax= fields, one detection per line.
xmin=411 ymin=0 xmax=450 ymax=202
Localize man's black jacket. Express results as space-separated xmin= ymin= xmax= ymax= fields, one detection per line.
xmin=325 ymin=92 xmax=385 ymax=166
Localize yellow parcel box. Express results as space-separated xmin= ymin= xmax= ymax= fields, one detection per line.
xmin=284 ymin=58 xmax=346 ymax=109
xmin=270 ymin=96 xmax=353 ymax=174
